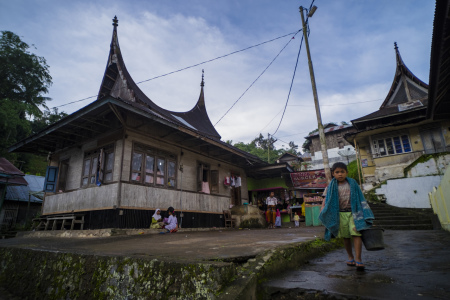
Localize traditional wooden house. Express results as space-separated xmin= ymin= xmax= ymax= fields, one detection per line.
xmin=303 ymin=123 xmax=357 ymax=170
xmin=8 ymin=17 xmax=265 ymax=229
xmin=345 ymin=43 xmax=450 ymax=189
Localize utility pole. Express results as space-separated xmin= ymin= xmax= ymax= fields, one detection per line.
xmin=299 ymin=6 xmax=332 ymax=183
xmin=267 ymin=133 xmax=270 ymax=163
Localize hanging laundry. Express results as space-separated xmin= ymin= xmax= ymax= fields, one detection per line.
xmin=224 ymin=176 xmax=230 ymax=186
xmin=231 ymin=176 xmax=235 ymax=187
xmin=235 ymin=176 xmax=241 ymax=187
xmin=201 ymin=182 xmax=210 ymax=194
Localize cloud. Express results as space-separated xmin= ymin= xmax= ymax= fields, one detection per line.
xmin=0 ymin=0 xmax=435 ymax=152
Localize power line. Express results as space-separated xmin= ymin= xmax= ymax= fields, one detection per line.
xmin=270 ymin=0 xmax=317 ymax=136
xmin=270 ymin=33 xmax=304 ymax=136
xmin=51 ymin=30 xmax=300 ymax=110
xmin=257 ymin=108 xmax=284 ymax=134
xmin=288 ymin=98 xmax=383 ymax=107
xmin=214 ymin=29 xmax=302 ymax=126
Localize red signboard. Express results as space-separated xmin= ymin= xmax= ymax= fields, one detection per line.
xmin=290 ymin=170 xmax=327 ymax=189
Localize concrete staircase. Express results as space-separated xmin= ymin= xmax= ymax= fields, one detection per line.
xmin=369 ymin=202 xmax=437 ymax=230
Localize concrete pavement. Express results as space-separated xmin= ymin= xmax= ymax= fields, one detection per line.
xmin=262 ymin=230 xmax=450 ymax=300
xmin=1 ymin=226 xmax=325 ymax=263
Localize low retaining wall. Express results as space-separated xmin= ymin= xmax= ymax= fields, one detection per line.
xmin=0 ymin=248 xmax=234 ymax=300
xmin=0 ymin=237 xmax=343 ymax=300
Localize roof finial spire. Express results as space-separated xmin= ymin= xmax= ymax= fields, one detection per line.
xmin=112 ymin=16 xmax=118 ymax=27
xmin=201 ymin=69 xmax=205 ymax=87
xmin=394 ymin=42 xmax=398 ymax=50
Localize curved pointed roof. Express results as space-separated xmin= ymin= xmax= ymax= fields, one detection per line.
xmin=97 ymin=16 xmax=221 ymax=140
xmin=379 ymin=42 xmax=428 ymax=109
xmin=352 ymin=43 xmax=429 ymax=125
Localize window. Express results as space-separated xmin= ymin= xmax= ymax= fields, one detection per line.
xmin=81 ymin=144 xmax=114 ymax=187
xmin=372 ymin=134 xmax=411 ymax=157
xmin=131 ymin=143 xmax=177 ymax=188
xmin=197 ymin=163 xmax=210 ymax=193
xmin=58 ymin=159 xmax=70 ymax=192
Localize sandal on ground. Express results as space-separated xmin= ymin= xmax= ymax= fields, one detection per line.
xmin=346 ymin=259 xmax=356 ymax=267
xmin=356 ymin=261 xmax=365 ymax=270
xmin=170 ymin=229 xmax=178 ymax=233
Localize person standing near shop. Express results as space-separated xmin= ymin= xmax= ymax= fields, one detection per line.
xmin=265 ymin=192 xmax=277 ymax=229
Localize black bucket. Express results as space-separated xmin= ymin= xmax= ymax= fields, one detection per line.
xmin=361 ymin=228 xmax=385 ymax=251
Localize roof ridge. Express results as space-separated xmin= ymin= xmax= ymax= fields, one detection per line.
xmin=379 ymin=43 xmax=429 ymax=109
xmin=97 ymin=16 xmax=221 ymax=140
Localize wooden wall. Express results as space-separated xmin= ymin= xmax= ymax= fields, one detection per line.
xmin=44 ymin=183 xmax=119 ymax=215
xmin=44 ymin=127 xmax=249 ymax=215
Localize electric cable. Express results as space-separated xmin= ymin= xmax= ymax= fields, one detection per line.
xmin=270 ymin=0 xmax=315 ymax=136
xmin=270 ymin=33 xmax=303 ymax=136
xmin=214 ymin=29 xmax=302 ymax=126
xmin=50 ymin=31 xmax=300 ymax=109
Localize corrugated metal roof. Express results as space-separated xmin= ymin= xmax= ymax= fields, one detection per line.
xmin=307 ymin=124 xmax=354 ymax=137
xmin=5 ymin=174 xmax=44 ymax=203
xmin=0 ymin=158 xmax=27 ymax=186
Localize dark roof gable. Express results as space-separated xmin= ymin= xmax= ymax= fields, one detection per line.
xmin=352 ymin=44 xmax=429 ymax=127
xmin=97 ymin=16 xmax=221 ymax=140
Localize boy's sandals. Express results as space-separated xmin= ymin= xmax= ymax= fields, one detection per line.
xmin=356 ymin=261 xmax=365 ymax=271
xmin=346 ymin=259 xmax=356 ymax=267
xmin=170 ymin=229 xmax=178 ymax=233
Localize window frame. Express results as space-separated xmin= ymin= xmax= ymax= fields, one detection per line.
xmin=131 ymin=142 xmax=177 ymax=189
xmin=371 ymin=134 xmax=412 ymax=157
xmin=81 ymin=144 xmax=115 ymax=188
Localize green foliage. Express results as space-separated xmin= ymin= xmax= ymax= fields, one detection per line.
xmin=233 ymin=133 xmax=287 ymax=163
xmin=0 ymin=31 xmax=64 ymax=175
xmin=347 ymin=160 xmax=363 ymax=184
xmin=31 ymin=108 xmax=68 ymax=134
xmin=0 ymin=31 xmax=52 ymax=112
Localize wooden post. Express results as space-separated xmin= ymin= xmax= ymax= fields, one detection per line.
xmin=299 ymin=6 xmax=331 ymax=183
xmin=354 ymin=138 xmax=363 ymax=188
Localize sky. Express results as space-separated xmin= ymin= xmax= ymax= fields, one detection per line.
xmin=1 ymin=0 xmax=436 ymax=152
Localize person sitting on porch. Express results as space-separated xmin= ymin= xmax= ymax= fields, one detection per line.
xmin=265 ymin=192 xmax=277 ymax=229
xmin=150 ymin=209 xmax=164 ymax=229
xmin=164 ymin=207 xmax=178 ymax=233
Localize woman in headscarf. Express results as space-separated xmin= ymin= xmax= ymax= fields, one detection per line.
xmin=150 ymin=209 xmax=164 ymax=229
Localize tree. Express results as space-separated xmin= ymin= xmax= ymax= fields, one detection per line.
xmin=286 ymin=141 xmax=299 ymax=155
xmin=31 ymin=108 xmax=68 ymax=134
xmin=0 ymin=31 xmax=56 ymax=174
xmin=232 ymin=133 xmax=300 ymax=163
xmin=347 ymin=160 xmax=363 ymax=185
xmin=0 ymin=31 xmax=52 ymax=115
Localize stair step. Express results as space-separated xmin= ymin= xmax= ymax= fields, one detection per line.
xmin=374 ymin=216 xmax=419 ymax=220
xmin=374 ymin=220 xmax=432 ymax=225
xmin=379 ymin=224 xmax=434 ymax=230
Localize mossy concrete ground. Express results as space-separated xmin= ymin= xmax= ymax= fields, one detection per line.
xmin=0 ymin=226 xmax=340 ymax=299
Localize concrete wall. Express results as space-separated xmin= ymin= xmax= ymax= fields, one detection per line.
xmin=357 ymin=121 xmax=450 ymax=184
xmin=375 ymin=176 xmax=442 ymax=208
xmin=374 ymin=153 xmax=450 ymax=209
xmin=429 ymin=165 xmax=450 ymax=232
xmin=309 ymin=145 xmax=357 ymax=170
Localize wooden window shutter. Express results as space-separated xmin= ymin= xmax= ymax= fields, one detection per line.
xmin=44 ymin=166 xmax=59 ymax=192
xmin=210 ymin=170 xmax=219 ymax=193
xmin=197 ymin=164 xmax=203 ymax=192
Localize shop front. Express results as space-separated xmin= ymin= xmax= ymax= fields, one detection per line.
xmin=290 ymin=170 xmax=328 ymax=226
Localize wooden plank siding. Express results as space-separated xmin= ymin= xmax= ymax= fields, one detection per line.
xmin=44 ymin=128 xmax=249 ymax=217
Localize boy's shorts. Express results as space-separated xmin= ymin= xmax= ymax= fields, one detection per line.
xmin=338 ymin=212 xmax=361 ymax=238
